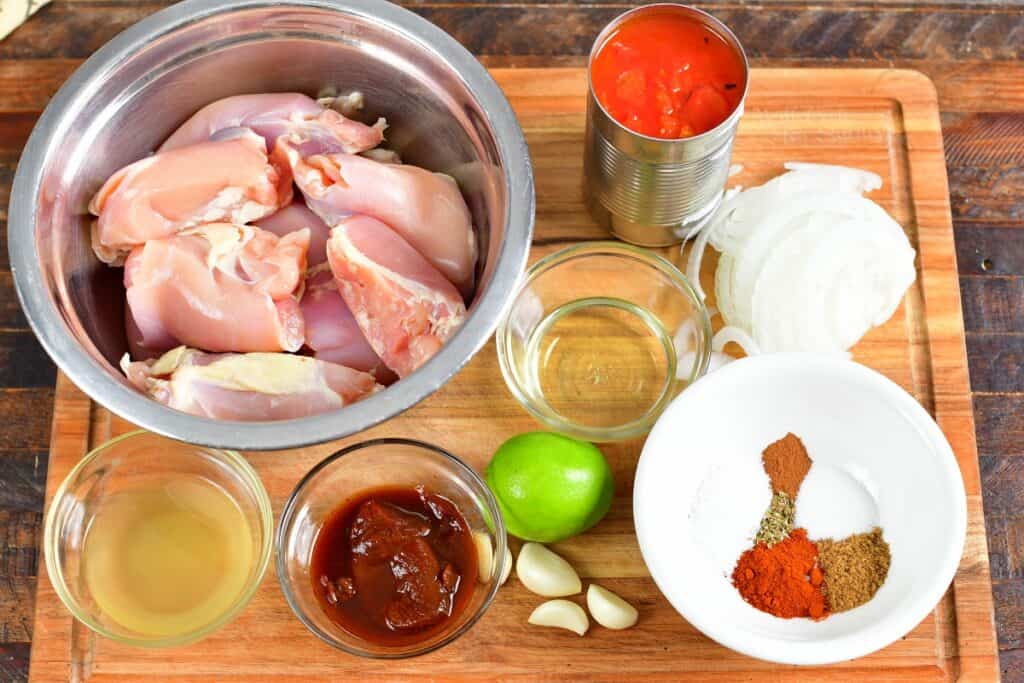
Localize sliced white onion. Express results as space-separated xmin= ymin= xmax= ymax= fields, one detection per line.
xmin=727 ymin=195 xmax=870 ymax=330
xmin=711 ymin=326 xmax=761 ymax=356
xmin=672 ymin=319 xmax=697 ymax=361
xmin=686 ymin=226 xmax=713 ymax=302
xmin=749 ymin=215 xmax=830 ymax=351
xmin=782 ymin=162 xmax=881 ymax=194
xmin=705 ymin=163 xmax=915 ymax=355
xmin=686 ymin=187 xmax=742 ymax=302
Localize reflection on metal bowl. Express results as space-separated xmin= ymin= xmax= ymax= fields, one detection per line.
xmin=9 ymin=0 xmax=534 ymax=449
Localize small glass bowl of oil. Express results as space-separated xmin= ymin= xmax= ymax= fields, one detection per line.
xmin=497 ymin=242 xmax=711 ymax=441
xmin=44 ymin=430 xmax=273 ymax=647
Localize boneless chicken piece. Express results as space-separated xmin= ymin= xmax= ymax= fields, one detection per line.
xmin=327 ymin=216 xmax=467 ymax=378
xmin=125 ymin=306 xmax=174 ymax=362
xmin=121 ymin=346 xmax=382 ymax=420
xmin=89 ymin=129 xmax=292 ymax=264
xmin=279 ymin=136 xmax=476 ymax=297
xmin=254 ymin=201 xmax=331 ymax=265
xmin=301 ymin=269 xmax=390 ymax=378
xmin=159 ymin=93 xmax=385 ymax=155
xmin=125 ymin=224 xmax=309 ymax=356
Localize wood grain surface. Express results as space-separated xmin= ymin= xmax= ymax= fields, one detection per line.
xmin=1 ymin=1 xmax=1023 ymax=681
xmin=24 ymin=67 xmax=997 ymax=682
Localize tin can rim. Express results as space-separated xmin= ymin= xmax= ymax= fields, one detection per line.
xmin=586 ymin=3 xmax=750 ymax=145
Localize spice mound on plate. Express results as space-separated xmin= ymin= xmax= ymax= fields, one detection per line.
xmin=753 ymin=432 xmax=810 ymax=547
xmin=732 ymin=432 xmax=891 ymax=619
xmin=755 ymin=491 xmax=795 ymax=547
xmin=310 ymin=485 xmax=477 ymax=643
xmin=762 ymin=433 xmax=812 ymax=499
xmin=817 ymin=528 xmax=891 ymax=613
xmin=732 ymin=528 xmax=827 ymax=619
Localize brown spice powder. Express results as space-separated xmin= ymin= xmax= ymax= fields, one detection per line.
xmin=817 ymin=528 xmax=891 ymax=612
xmin=762 ymin=433 xmax=812 ymax=498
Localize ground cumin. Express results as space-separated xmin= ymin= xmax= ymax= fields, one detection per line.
xmin=762 ymin=433 xmax=812 ymax=498
xmin=817 ymin=528 xmax=891 ymax=612
xmin=732 ymin=528 xmax=828 ymax=619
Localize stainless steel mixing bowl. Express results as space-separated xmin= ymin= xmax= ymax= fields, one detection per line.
xmin=9 ymin=0 xmax=534 ymax=450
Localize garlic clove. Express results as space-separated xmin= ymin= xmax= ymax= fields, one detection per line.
xmin=587 ymin=584 xmax=639 ymax=630
xmin=516 ymin=543 xmax=581 ymax=597
xmin=499 ymin=545 xmax=513 ymax=586
xmin=528 ymin=599 xmax=589 ymax=636
xmin=473 ymin=531 xmax=494 ymax=582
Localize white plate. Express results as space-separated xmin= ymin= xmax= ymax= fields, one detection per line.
xmin=634 ymin=353 xmax=966 ymax=665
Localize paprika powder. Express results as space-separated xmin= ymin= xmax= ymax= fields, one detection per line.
xmin=731 ymin=528 xmax=828 ymax=619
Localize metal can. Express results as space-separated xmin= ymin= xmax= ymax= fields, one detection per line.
xmin=583 ymin=4 xmax=749 ymax=247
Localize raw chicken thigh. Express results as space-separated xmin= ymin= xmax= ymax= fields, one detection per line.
xmin=254 ymin=201 xmax=331 ymax=265
xmin=327 ymin=216 xmax=467 ymax=378
xmin=121 ymin=346 xmax=381 ymax=421
xmin=92 ymin=89 xmax=476 ymax=419
xmin=159 ymin=93 xmax=385 ymax=155
xmin=90 ymin=129 xmax=292 ymax=264
xmin=125 ymin=224 xmax=309 ymax=355
xmin=125 ymin=306 xmax=173 ymax=362
xmin=301 ymin=269 xmax=389 ymax=376
xmin=278 ymin=137 xmax=476 ymax=297
xmin=255 ymin=205 xmax=388 ymax=376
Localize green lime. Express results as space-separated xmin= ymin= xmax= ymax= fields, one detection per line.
xmin=485 ymin=432 xmax=614 ymax=543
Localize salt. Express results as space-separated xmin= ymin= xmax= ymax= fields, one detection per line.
xmin=688 ymin=461 xmax=772 ymax=576
xmin=795 ymin=462 xmax=879 ymax=540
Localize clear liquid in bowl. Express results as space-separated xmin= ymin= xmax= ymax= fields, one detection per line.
xmin=522 ymin=297 xmax=676 ymax=429
xmin=82 ymin=475 xmax=254 ymax=637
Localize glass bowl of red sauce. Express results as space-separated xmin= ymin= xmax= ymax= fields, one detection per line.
xmin=276 ymin=438 xmax=506 ymax=658
xmin=590 ymin=4 xmax=747 ymax=139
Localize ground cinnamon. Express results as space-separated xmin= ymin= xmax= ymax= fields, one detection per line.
xmin=732 ymin=528 xmax=828 ymax=619
xmin=762 ymin=433 xmax=812 ymax=498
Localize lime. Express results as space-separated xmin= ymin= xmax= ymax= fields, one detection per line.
xmin=485 ymin=432 xmax=614 ymax=543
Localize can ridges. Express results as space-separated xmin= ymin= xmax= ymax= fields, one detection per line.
xmin=588 ymin=120 xmax=737 ymax=225
xmin=582 ymin=3 xmax=748 ymax=245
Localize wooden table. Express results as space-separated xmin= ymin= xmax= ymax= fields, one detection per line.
xmin=0 ymin=1 xmax=1021 ymax=681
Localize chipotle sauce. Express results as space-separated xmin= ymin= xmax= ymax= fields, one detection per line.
xmin=591 ymin=11 xmax=746 ymax=139
xmin=310 ymin=486 xmax=477 ymax=644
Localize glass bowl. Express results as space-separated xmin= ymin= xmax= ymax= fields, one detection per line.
xmin=496 ymin=241 xmax=711 ymax=441
xmin=43 ymin=430 xmax=273 ymax=648
xmin=276 ymin=438 xmax=506 ymax=658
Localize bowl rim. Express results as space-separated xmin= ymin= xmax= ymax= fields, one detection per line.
xmin=8 ymin=0 xmax=535 ymax=451
xmin=42 ymin=429 xmax=275 ymax=648
xmin=495 ymin=240 xmax=712 ymax=442
xmin=633 ymin=353 xmax=968 ymax=665
xmin=274 ymin=437 xmax=507 ymax=658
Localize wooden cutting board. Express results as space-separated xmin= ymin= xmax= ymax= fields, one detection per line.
xmin=29 ymin=68 xmax=998 ymax=681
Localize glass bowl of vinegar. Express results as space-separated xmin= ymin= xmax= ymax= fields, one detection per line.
xmin=44 ymin=430 xmax=273 ymax=647
xmin=497 ymin=242 xmax=711 ymax=441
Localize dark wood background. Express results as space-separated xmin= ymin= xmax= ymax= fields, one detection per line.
xmin=1 ymin=0 xmax=1022 ymax=680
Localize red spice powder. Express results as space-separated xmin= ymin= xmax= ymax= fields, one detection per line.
xmin=731 ymin=528 xmax=828 ymax=619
